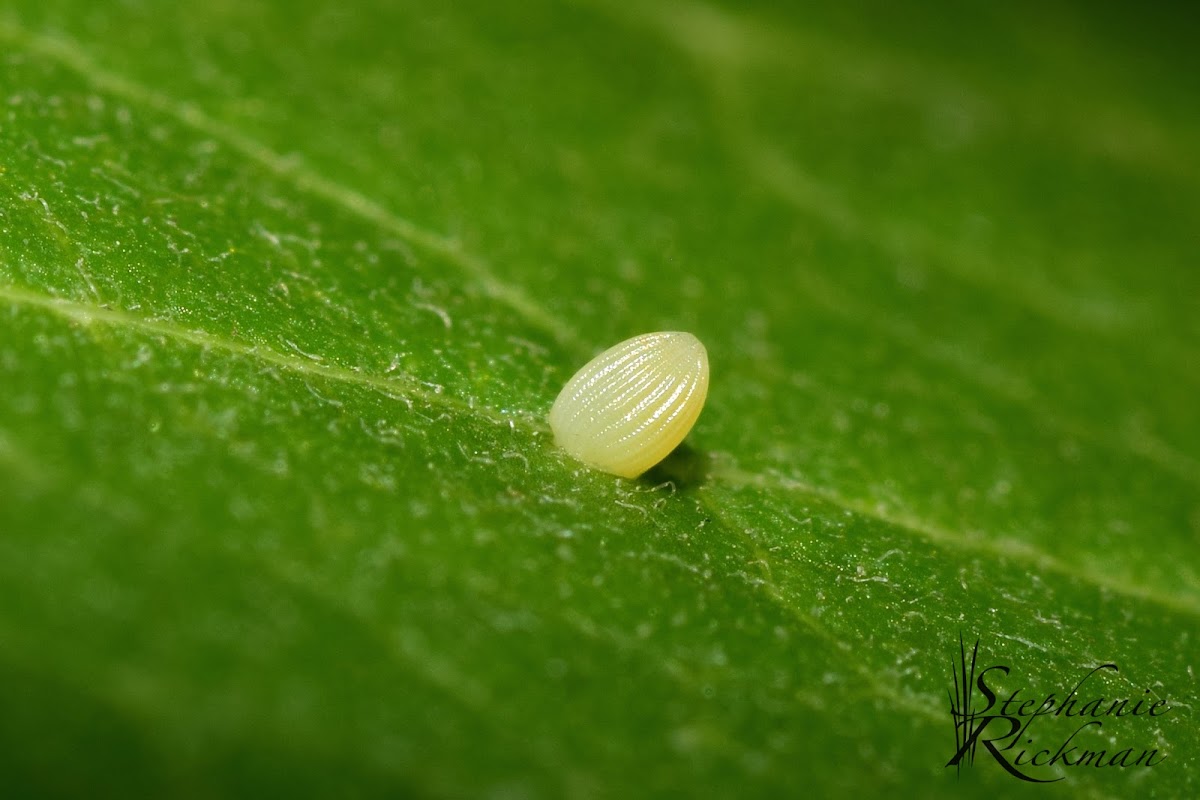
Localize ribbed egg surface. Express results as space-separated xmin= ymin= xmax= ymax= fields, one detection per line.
xmin=549 ymin=332 xmax=710 ymax=478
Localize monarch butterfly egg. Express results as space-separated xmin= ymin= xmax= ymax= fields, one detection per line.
xmin=549 ymin=331 xmax=709 ymax=479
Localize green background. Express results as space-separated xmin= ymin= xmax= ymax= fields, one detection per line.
xmin=1 ymin=1 xmax=1196 ymax=797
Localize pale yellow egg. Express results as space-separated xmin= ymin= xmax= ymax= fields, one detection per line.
xmin=549 ymin=332 xmax=709 ymax=478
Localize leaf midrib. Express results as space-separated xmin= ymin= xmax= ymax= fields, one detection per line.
xmin=4 ymin=282 xmax=1196 ymax=622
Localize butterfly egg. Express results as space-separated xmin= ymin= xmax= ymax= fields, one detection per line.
xmin=549 ymin=331 xmax=709 ymax=479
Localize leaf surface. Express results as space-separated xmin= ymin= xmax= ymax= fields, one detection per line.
xmin=1 ymin=1 xmax=1197 ymax=797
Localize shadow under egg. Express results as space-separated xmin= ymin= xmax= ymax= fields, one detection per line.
xmin=641 ymin=441 xmax=712 ymax=491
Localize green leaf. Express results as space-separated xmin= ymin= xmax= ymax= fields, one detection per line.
xmin=2 ymin=1 xmax=1197 ymax=797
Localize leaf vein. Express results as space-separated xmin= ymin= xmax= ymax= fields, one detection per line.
xmin=0 ymin=283 xmax=540 ymax=431
xmin=0 ymin=20 xmax=587 ymax=355
xmin=708 ymin=466 xmax=1200 ymax=616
